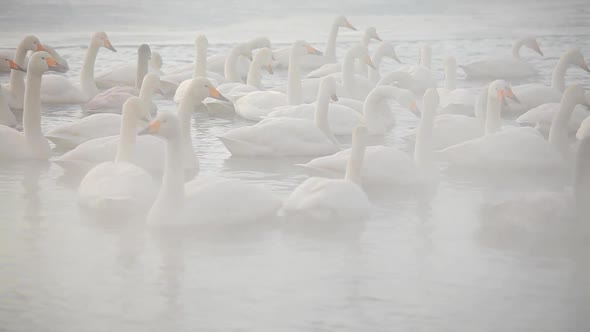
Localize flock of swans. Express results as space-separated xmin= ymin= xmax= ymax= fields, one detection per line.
xmin=1 ymin=15 xmax=590 ymax=226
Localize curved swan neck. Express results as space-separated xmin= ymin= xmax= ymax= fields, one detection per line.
xmin=194 ymin=41 xmax=207 ymax=78
xmin=136 ymin=52 xmax=150 ymax=90
xmin=177 ymin=99 xmax=195 ymax=153
xmin=9 ymin=40 xmax=29 ymax=105
xmin=23 ymin=70 xmax=43 ymax=146
xmin=511 ymin=38 xmax=525 ymax=59
xmin=224 ymin=46 xmax=242 ymax=83
xmin=154 ymin=133 xmax=185 ymax=214
xmin=368 ymin=48 xmax=385 ymax=83
xmin=414 ymin=93 xmax=437 ymax=168
xmin=548 ymin=92 xmax=578 ymax=152
xmin=115 ymin=109 xmax=137 ymax=163
xmin=551 ymin=53 xmax=569 ymax=92
xmin=484 ymin=90 xmax=502 ymax=135
xmin=345 ymin=131 xmax=366 ymax=185
xmin=246 ymin=57 xmax=263 ymax=88
xmin=80 ymin=42 xmax=100 ymax=99
xmin=325 ymin=21 xmax=340 ymax=57
xmin=287 ymin=48 xmax=302 ymax=105
xmin=314 ymin=84 xmax=331 ymax=134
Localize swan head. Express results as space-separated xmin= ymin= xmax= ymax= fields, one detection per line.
xmin=235 ymin=43 xmax=253 ymax=61
xmin=141 ymin=73 xmax=162 ymax=95
xmin=195 ymin=35 xmax=208 ymax=50
xmin=319 ymin=76 xmax=339 ymax=101
xmin=149 ymin=51 xmax=163 ymax=70
xmin=349 ymin=45 xmax=375 ymax=69
xmin=43 ymin=44 xmax=69 ymax=72
xmin=365 ymin=27 xmax=382 ymax=42
xmin=92 ymin=32 xmax=116 ymax=52
xmin=185 ymin=77 xmax=229 ymax=105
xmin=335 ymin=16 xmax=356 ymax=31
xmin=247 ymin=37 xmax=271 ymax=50
xmin=379 ymin=42 xmax=401 ymax=63
xmin=21 ymin=35 xmax=44 ymax=53
xmin=121 ymin=96 xmax=148 ymax=122
xmin=292 ymin=40 xmax=323 ymax=57
xmin=27 ymin=51 xmax=67 ymax=74
xmin=138 ymin=44 xmax=151 ymax=58
xmin=139 ymin=112 xmax=180 ymax=139
xmin=398 ymin=89 xmax=421 ymax=116
xmin=488 ymin=80 xmax=519 ymax=107
xmin=521 ymin=37 xmax=543 ymax=56
xmin=0 ymin=55 xmax=26 ymax=72
xmin=565 ymin=48 xmax=590 ymax=72
xmin=255 ymin=48 xmax=274 ymax=74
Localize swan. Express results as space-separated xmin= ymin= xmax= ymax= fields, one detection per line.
xmin=78 ymin=97 xmax=156 ymax=213
xmin=307 ymin=41 xmax=401 ymax=82
xmin=56 ymin=78 xmax=227 ymax=172
xmin=0 ymin=52 xmax=65 ymax=160
xmin=46 ymin=73 xmax=161 ymax=150
xmin=95 ymin=48 xmax=163 ymax=89
xmin=220 ymin=76 xmax=340 ymax=157
xmin=516 ymin=98 xmax=590 ymax=136
xmin=387 ymin=44 xmax=435 ymax=94
xmin=203 ymin=47 xmax=274 ymax=113
xmin=85 ymin=44 xmax=158 ymax=113
xmin=139 ymin=112 xmax=281 ymax=225
xmin=205 ymin=37 xmax=270 ymax=80
xmin=170 ymin=35 xmax=227 ymax=103
xmin=0 ymin=44 xmax=67 ymax=74
xmin=281 ymin=125 xmax=371 ymax=221
xmin=461 ymin=37 xmax=543 ymax=79
xmin=0 ymin=55 xmax=26 ymax=127
xmin=268 ymin=85 xmax=419 ymax=135
xmin=235 ymin=40 xmax=322 ymax=121
xmin=355 ymin=27 xmax=382 ymax=77
xmin=300 ymin=88 xmax=440 ymax=186
xmin=436 ymin=84 xmax=587 ymax=169
xmin=1 ymin=35 xmax=44 ymax=109
xmin=437 ymin=56 xmax=478 ymax=115
xmin=507 ymin=48 xmax=589 ymax=114
xmin=273 ymin=16 xmax=356 ymax=70
xmin=40 ymin=32 xmax=117 ymax=104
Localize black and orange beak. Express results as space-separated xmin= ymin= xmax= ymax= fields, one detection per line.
xmin=45 ymin=57 xmax=68 ymax=73
xmin=306 ymin=44 xmax=323 ymax=56
xmin=9 ymin=60 xmax=26 ymax=72
xmin=208 ymin=86 xmax=229 ymax=102
xmin=331 ymin=94 xmax=338 ymax=102
xmin=580 ymin=60 xmax=590 ymax=73
xmin=36 ymin=43 xmax=44 ymax=52
xmin=344 ymin=19 xmax=357 ymax=31
xmin=532 ymin=41 xmax=543 ymax=56
xmin=409 ymin=101 xmax=421 ymax=117
xmin=504 ymin=87 xmax=520 ymax=103
xmin=139 ymin=119 xmax=161 ymax=135
xmin=364 ymin=54 xmax=376 ymax=69
xmin=104 ymin=39 xmax=117 ymax=52
xmin=266 ymin=64 xmax=274 ymax=75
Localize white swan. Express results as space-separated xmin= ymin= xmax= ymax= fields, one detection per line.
xmin=281 ymin=125 xmax=371 ymax=221
xmin=461 ymin=37 xmax=543 ymax=79
xmin=387 ymin=44 xmax=435 ymax=94
xmin=307 ymin=41 xmax=401 ymax=82
xmin=78 ymin=97 xmax=156 ymax=213
xmin=235 ymin=40 xmax=322 ymax=121
xmin=40 ymin=32 xmax=117 ymax=104
xmin=507 ymin=48 xmax=590 ymax=114
xmin=1 ymin=35 xmax=44 ymax=109
xmin=516 ymin=98 xmax=590 ymax=136
xmin=300 ymin=88 xmax=440 ymax=186
xmin=171 ymin=35 xmax=227 ymax=103
xmin=0 ymin=55 xmax=26 ymax=127
xmin=56 ymin=78 xmax=227 ymax=172
xmin=205 ymin=37 xmax=270 ymax=80
xmin=0 ymin=52 xmax=64 ymax=160
xmin=437 ymin=84 xmax=586 ymax=169
xmin=95 ymin=48 xmax=163 ymax=89
xmin=220 ymin=76 xmax=340 ymax=157
xmin=85 ymin=44 xmax=158 ymax=113
xmin=46 ymin=73 xmax=161 ymax=150
xmin=139 ymin=112 xmax=281 ymax=225
xmin=437 ymin=56 xmax=478 ymax=115
xmin=273 ymin=16 xmax=356 ymax=70
xmin=268 ymin=85 xmax=419 ymax=135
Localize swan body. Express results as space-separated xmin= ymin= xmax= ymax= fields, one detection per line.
xmin=78 ymin=98 xmax=156 ymax=213
xmin=281 ymin=126 xmax=371 ymax=221
xmin=517 ymin=102 xmax=590 ymax=134
xmin=461 ymin=37 xmax=543 ymax=79
xmin=40 ymin=32 xmax=117 ymax=104
xmin=140 ymin=112 xmax=281 ymax=226
xmin=95 ymin=51 xmax=163 ymax=89
xmin=203 ymin=37 xmax=270 ymax=80
xmin=0 ymin=52 xmax=64 ymax=160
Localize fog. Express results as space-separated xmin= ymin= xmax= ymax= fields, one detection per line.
xmin=1 ymin=1 xmax=590 ymax=331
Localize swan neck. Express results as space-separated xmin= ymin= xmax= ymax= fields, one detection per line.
xmin=512 ymin=39 xmax=525 ymax=59
xmin=345 ymin=135 xmax=366 ymax=186
xmin=246 ymin=58 xmax=262 ymax=88
xmin=287 ymin=50 xmax=302 ymax=105
xmin=414 ymin=97 xmax=436 ymax=168
xmin=420 ymin=48 xmax=431 ymax=69
xmin=115 ymin=110 xmax=137 ymax=163
xmin=154 ymin=134 xmax=186 ymax=214
xmin=444 ymin=64 xmax=457 ymax=90
xmin=342 ymin=51 xmax=356 ymax=96
xmin=80 ymin=42 xmax=100 ymax=99
xmin=548 ymin=95 xmax=576 ymax=152
xmin=551 ymin=55 xmax=568 ymax=92
xmin=9 ymin=42 xmax=28 ymax=105
xmin=314 ymin=84 xmax=331 ymax=134
xmin=136 ymin=52 xmax=149 ymax=90
xmin=194 ymin=43 xmax=207 ymax=78
xmin=23 ymin=71 xmax=43 ymax=147
xmin=325 ymin=22 xmax=339 ymax=57
xmin=224 ymin=47 xmax=242 ymax=83
xmin=178 ymin=100 xmax=195 ymax=152
xmin=368 ymin=50 xmax=383 ymax=83
xmin=484 ymin=93 xmax=502 ymax=135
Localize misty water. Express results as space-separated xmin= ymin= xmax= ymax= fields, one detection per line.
xmin=1 ymin=0 xmax=590 ymax=331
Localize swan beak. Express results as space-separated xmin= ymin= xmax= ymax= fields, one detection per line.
xmin=331 ymin=94 xmax=338 ymax=102
xmin=104 ymin=39 xmax=117 ymax=52
xmin=45 ymin=57 xmax=68 ymax=73
xmin=208 ymin=86 xmax=229 ymax=102
xmin=344 ymin=19 xmax=357 ymax=31
xmin=306 ymin=45 xmax=323 ymax=56
xmin=496 ymin=89 xmax=509 ymax=106
xmin=532 ymin=42 xmax=543 ymax=56
xmin=364 ymin=55 xmax=376 ymax=69
xmin=266 ymin=64 xmax=274 ymax=75
xmin=505 ymin=88 xmax=520 ymax=103
xmin=392 ymin=53 xmax=402 ymax=64
xmin=36 ymin=44 xmax=44 ymax=52
xmin=409 ymin=101 xmax=421 ymax=116
xmin=580 ymin=61 xmax=590 ymax=73
xmin=9 ymin=60 xmax=26 ymax=72
xmin=139 ymin=119 xmax=160 ymax=135
xmin=374 ymin=34 xmax=383 ymax=42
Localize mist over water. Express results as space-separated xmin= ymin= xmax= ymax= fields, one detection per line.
xmin=1 ymin=1 xmax=590 ymax=331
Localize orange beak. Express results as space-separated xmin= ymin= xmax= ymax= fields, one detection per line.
xmin=36 ymin=43 xmax=44 ymax=52
xmin=532 ymin=41 xmax=543 ymax=56
xmin=409 ymin=101 xmax=421 ymax=116
xmin=208 ymin=86 xmax=229 ymax=102
xmin=9 ymin=60 xmax=26 ymax=72
xmin=504 ymin=88 xmax=520 ymax=103
xmin=305 ymin=44 xmax=323 ymax=56
xmin=139 ymin=119 xmax=161 ymax=135
xmin=45 ymin=57 xmax=58 ymax=68
xmin=364 ymin=54 xmax=376 ymax=69
xmin=104 ymin=39 xmax=117 ymax=52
